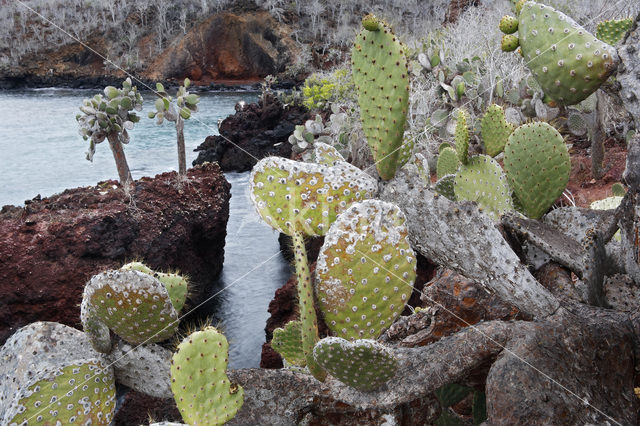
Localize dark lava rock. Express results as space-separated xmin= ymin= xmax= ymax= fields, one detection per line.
xmin=193 ymin=92 xmax=310 ymax=172
xmin=0 ymin=163 xmax=230 ymax=345
xmin=114 ymin=389 xmax=181 ymax=425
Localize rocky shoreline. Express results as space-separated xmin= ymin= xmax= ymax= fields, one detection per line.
xmin=0 ymin=163 xmax=230 ymax=346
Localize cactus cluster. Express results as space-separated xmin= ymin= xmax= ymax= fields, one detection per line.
xmin=500 ymin=2 xmax=619 ymax=105
xmin=81 ymin=268 xmax=181 ymax=353
xmin=170 ymin=327 xmax=244 ymax=425
xmin=352 ymin=14 xmax=409 ymax=180
xmin=313 ymin=337 xmax=397 ymax=392
xmin=596 ymin=18 xmax=633 ymax=45
xmin=503 ymin=121 xmax=571 ymax=219
xmin=0 ymin=322 xmax=116 ymax=425
xmin=315 ymin=199 xmax=416 ymax=340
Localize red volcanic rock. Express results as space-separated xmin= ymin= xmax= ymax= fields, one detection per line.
xmin=145 ymin=11 xmax=295 ymax=83
xmin=0 ymin=163 xmax=230 ymax=345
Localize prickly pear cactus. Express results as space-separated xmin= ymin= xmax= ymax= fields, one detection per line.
xmin=249 ymin=156 xmax=377 ymax=237
xmin=501 ymin=34 xmax=520 ymax=52
xmin=437 ymin=146 xmax=461 ymax=179
xmin=455 ymin=109 xmax=470 ymax=164
xmin=312 ymin=337 xmax=397 ymax=392
xmin=0 ymin=322 xmax=116 ymax=425
xmin=499 ymin=15 xmax=519 ymax=34
xmin=454 ymin=155 xmax=514 ymax=220
xmin=81 ymin=270 xmax=179 ymax=352
xmin=502 ymin=2 xmax=619 ymax=105
xmin=312 ymin=142 xmax=345 ymax=166
xmin=121 ymin=261 xmax=189 ymax=313
xmin=596 ymin=18 xmax=633 ymax=45
xmin=271 ymin=320 xmax=305 ymax=366
xmin=435 ymin=174 xmax=457 ymax=201
xmin=398 ymin=135 xmax=415 ymax=169
xmin=170 ymin=327 xmax=243 ymax=425
xmin=503 ymin=122 xmax=570 ymax=219
xmin=352 ymin=14 xmax=409 ymax=180
xmin=481 ymin=104 xmax=514 ymax=157
xmin=76 ymin=78 xmax=143 ymax=161
xmin=316 ymin=200 xmax=416 ymax=340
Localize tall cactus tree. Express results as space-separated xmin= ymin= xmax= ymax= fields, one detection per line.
xmin=352 ymin=14 xmax=410 ymax=180
xmin=76 ymin=78 xmax=143 ymax=186
xmin=148 ymin=79 xmax=200 ymax=176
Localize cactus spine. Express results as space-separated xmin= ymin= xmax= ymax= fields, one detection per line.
xmin=352 ymin=14 xmax=409 ymax=180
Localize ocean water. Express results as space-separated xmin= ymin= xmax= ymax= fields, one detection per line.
xmin=0 ymin=89 xmax=291 ymax=368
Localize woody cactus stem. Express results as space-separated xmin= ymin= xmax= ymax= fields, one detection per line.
xmin=107 ymin=132 xmax=133 ymax=186
xmin=292 ymin=232 xmax=327 ymax=381
xmin=176 ymin=115 xmax=186 ymax=175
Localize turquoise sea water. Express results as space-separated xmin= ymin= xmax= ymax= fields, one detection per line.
xmin=0 ymin=89 xmax=291 ymax=368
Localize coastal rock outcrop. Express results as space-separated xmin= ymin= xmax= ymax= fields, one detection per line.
xmin=193 ymin=93 xmax=310 ymax=172
xmin=0 ymin=163 xmax=230 ymax=345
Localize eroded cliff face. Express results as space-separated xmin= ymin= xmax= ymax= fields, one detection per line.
xmin=145 ymin=11 xmax=296 ymax=84
xmin=0 ymin=163 xmax=230 ymax=345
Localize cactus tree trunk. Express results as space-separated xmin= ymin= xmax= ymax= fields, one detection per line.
xmin=292 ymin=231 xmax=326 ymax=381
xmin=106 ymin=132 xmax=133 ymax=186
xmin=176 ymin=115 xmax=186 ymax=176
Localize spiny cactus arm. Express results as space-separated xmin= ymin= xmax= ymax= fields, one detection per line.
xmin=0 ymin=322 xmax=116 ymax=425
xmin=292 ymin=232 xmax=326 ymax=381
xmin=380 ymin=167 xmax=559 ymax=318
xmin=454 ymin=109 xmax=470 ymax=164
xmin=617 ymin=14 xmax=640 ymax=128
xmin=107 ymin=340 xmax=173 ymax=399
xmin=170 ymin=327 xmax=244 ymax=425
xmin=352 ymin=14 xmax=409 ymax=180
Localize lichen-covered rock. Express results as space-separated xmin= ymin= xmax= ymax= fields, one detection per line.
xmin=0 ymin=322 xmax=116 ymax=425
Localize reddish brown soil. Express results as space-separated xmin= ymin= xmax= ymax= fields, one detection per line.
xmin=565 ymin=138 xmax=627 ymax=207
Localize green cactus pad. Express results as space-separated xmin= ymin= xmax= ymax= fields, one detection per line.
xmin=566 ymin=111 xmax=588 ymax=137
xmin=434 ymin=175 xmax=457 ymax=201
xmin=316 ymin=200 xmax=416 ymax=340
xmin=170 ymin=327 xmax=243 ymax=425
xmin=1 ymin=322 xmax=116 ymax=425
xmin=249 ymin=156 xmax=377 ymax=237
xmin=596 ymin=18 xmax=633 ymax=45
xmin=454 ymin=155 xmax=514 ymax=220
xmin=481 ymin=104 xmax=515 ymax=157
xmin=499 ymin=15 xmax=519 ymax=34
xmin=271 ymin=320 xmax=305 ymax=366
xmin=503 ymin=122 xmax=570 ymax=219
xmin=438 ymin=142 xmax=453 ymax=153
xmin=312 ymin=337 xmax=397 ymax=392
xmin=352 ymin=14 xmax=409 ymax=180
xmin=611 ymin=183 xmax=626 ymax=197
xmin=501 ymin=34 xmax=520 ymax=52
xmin=81 ymin=270 xmax=179 ymax=351
xmin=454 ymin=109 xmax=470 ymax=164
xmin=516 ymin=1 xmax=619 ymax=105
xmin=312 ymin=142 xmax=346 ymax=166
xmin=121 ymin=262 xmax=189 ymax=313
xmin=437 ymin=147 xmax=461 ymax=179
